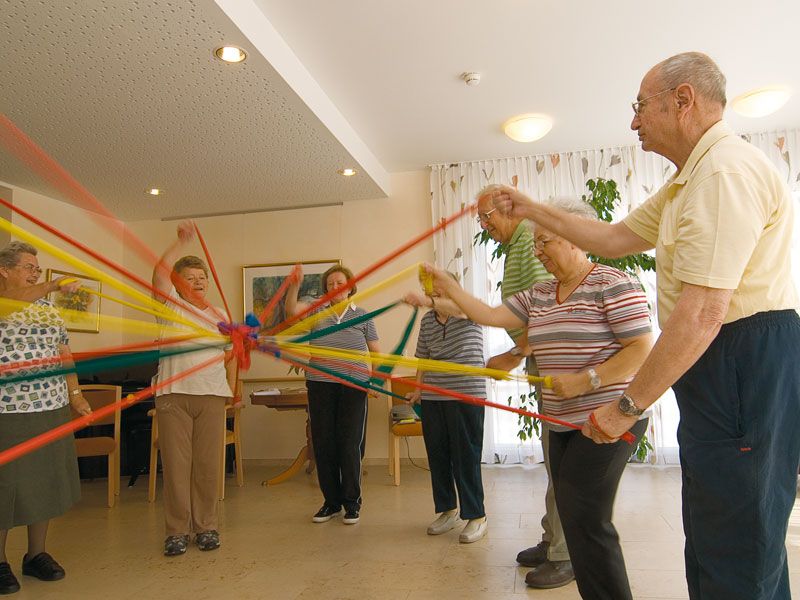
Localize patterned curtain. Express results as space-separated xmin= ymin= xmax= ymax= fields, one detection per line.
xmin=429 ymin=127 xmax=800 ymax=465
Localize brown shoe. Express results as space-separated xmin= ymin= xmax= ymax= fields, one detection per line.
xmin=516 ymin=540 xmax=549 ymax=567
xmin=524 ymin=559 xmax=574 ymax=589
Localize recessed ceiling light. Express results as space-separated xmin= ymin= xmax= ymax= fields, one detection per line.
xmin=731 ymin=86 xmax=791 ymax=118
xmin=503 ymin=114 xmax=553 ymax=143
xmin=337 ymin=168 xmax=357 ymax=177
xmin=214 ymin=46 xmax=247 ymax=64
xmin=146 ymin=188 xmax=163 ymax=196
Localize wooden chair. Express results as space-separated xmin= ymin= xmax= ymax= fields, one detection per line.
xmin=148 ymin=386 xmax=245 ymax=502
xmin=73 ymin=384 xmax=122 ymax=508
xmin=219 ymin=388 xmax=245 ymax=500
xmin=388 ymin=376 xmax=423 ymax=486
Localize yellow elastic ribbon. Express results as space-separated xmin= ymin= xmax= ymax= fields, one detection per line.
xmin=275 ymin=341 xmax=552 ymax=388
xmin=0 ymin=218 xmax=214 ymax=335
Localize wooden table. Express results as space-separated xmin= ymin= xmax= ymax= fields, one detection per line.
xmin=250 ymin=388 xmax=315 ymax=486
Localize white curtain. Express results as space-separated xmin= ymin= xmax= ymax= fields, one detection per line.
xmin=429 ymin=127 xmax=800 ymax=465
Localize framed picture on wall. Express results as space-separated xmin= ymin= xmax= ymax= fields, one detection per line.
xmin=46 ymin=269 xmax=102 ymax=333
xmin=242 ymin=260 xmax=340 ymax=332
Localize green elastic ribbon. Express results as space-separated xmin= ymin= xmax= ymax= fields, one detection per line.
xmin=288 ymin=301 xmax=401 ymax=344
xmin=369 ymin=306 xmax=418 ymax=387
xmin=0 ymin=342 xmax=227 ymax=386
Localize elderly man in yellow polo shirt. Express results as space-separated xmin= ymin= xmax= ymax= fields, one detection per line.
xmin=487 ymin=52 xmax=800 ymax=600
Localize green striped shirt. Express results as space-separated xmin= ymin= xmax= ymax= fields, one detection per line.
xmin=501 ymin=221 xmax=552 ymax=341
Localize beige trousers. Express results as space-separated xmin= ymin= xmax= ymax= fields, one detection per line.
xmin=155 ymin=393 xmax=226 ymax=536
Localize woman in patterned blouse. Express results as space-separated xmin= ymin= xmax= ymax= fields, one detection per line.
xmin=0 ymin=242 xmax=91 ymax=595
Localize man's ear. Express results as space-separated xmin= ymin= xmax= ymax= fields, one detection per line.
xmin=674 ymin=83 xmax=695 ymax=111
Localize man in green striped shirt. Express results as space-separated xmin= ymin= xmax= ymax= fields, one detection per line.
xmin=477 ymin=192 xmax=574 ymax=589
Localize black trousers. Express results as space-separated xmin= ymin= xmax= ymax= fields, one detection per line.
xmin=673 ymin=310 xmax=800 ymax=600
xmin=420 ymin=400 xmax=485 ymax=520
xmin=307 ymin=381 xmax=368 ymax=512
xmin=549 ymin=418 xmax=648 ymax=600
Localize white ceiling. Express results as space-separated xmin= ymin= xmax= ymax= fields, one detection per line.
xmin=2 ymin=0 xmax=799 ymax=221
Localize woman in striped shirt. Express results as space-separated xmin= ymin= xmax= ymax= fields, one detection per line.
xmin=405 ymin=288 xmax=488 ymax=543
xmin=419 ymin=197 xmax=653 ymax=600
xmin=286 ymin=264 xmax=380 ymax=526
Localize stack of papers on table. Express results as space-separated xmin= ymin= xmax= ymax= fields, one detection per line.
xmin=253 ymin=388 xmax=280 ymax=396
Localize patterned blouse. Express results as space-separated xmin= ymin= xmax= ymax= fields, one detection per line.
xmin=0 ymin=298 xmax=70 ymax=414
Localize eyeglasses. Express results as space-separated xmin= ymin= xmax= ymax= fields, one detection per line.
xmin=631 ymin=87 xmax=675 ymax=116
xmin=533 ymin=237 xmax=555 ymax=251
xmin=15 ymin=263 xmax=42 ymax=274
xmin=476 ymin=208 xmax=497 ymax=223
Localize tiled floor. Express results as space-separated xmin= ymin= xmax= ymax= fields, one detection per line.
xmin=4 ymin=462 xmax=800 ymax=599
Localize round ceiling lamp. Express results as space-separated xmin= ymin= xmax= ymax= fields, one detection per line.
xmin=731 ymin=86 xmax=791 ymax=118
xmin=214 ymin=46 xmax=247 ymax=64
xmin=503 ymin=114 xmax=553 ymax=143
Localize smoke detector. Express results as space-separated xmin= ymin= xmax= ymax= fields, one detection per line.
xmin=461 ymin=72 xmax=481 ymax=87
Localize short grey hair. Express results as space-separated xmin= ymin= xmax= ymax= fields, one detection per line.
xmin=545 ymin=197 xmax=599 ymax=221
xmin=0 ymin=241 xmax=38 ymax=269
xmin=172 ymin=255 xmax=208 ymax=276
xmin=658 ymin=52 xmax=727 ymax=108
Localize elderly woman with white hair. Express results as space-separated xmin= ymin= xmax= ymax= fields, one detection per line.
xmin=418 ymin=196 xmax=654 ymax=600
xmin=0 ymin=241 xmax=91 ymax=595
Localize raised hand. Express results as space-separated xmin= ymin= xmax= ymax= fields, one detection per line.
xmin=54 ymin=276 xmax=81 ymax=294
xmin=420 ymin=263 xmax=459 ymax=296
xmin=402 ymin=291 xmax=430 ymax=308
xmin=484 ymin=185 xmax=536 ymax=220
xmin=177 ymin=220 xmax=196 ymax=243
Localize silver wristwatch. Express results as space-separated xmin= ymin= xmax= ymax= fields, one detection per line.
xmin=617 ymin=393 xmax=644 ymax=417
xmin=587 ymin=368 xmax=601 ymax=390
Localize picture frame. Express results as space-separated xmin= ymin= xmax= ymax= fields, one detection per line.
xmin=46 ymin=269 xmax=102 ymax=333
xmin=242 ymin=260 xmax=340 ymax=331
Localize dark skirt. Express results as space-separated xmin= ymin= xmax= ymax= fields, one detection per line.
xmin=0 ymin=405 xmax=81 ymax=529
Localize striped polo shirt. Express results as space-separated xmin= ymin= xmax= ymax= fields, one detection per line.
xmin=414 ymin=311 xmax=486 ymax=401
xmin=501 ymin=221 xmax=552 ymax=341
xmin=306 ymin=303 xmax=378 ymax=384
xmin=504 ymin=264 xmax=651 ymax=430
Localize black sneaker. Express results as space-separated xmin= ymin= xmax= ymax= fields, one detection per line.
xmin=163 ymin=535 xmax=189 ymax=557
xmin=312 ymin=505 xmax=342 ymax=523
xmin=195 ymin=530 xmax=220 ymax=551
xmin=21 ymin=553 xmax=64 ymax=581
xmin=0 ymin=562 xmax=20 ymax=595
xmin=343 ymin=508 xmax=360 ymax=525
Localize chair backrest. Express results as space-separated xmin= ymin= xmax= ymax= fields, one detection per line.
xmin=389 ymin=376 xmax=418 ymax=407
xmin=78 ymin=384 xmax=122 ymax=427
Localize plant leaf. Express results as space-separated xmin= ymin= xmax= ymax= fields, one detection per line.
xmin=536 ymin=159 xmax=545 ymax=174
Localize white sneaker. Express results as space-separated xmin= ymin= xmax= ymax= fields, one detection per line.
xmin=459 ymin=516 xmax=488 ymax=543
xmin=427 ymin=509 xmax=459 ymax=535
